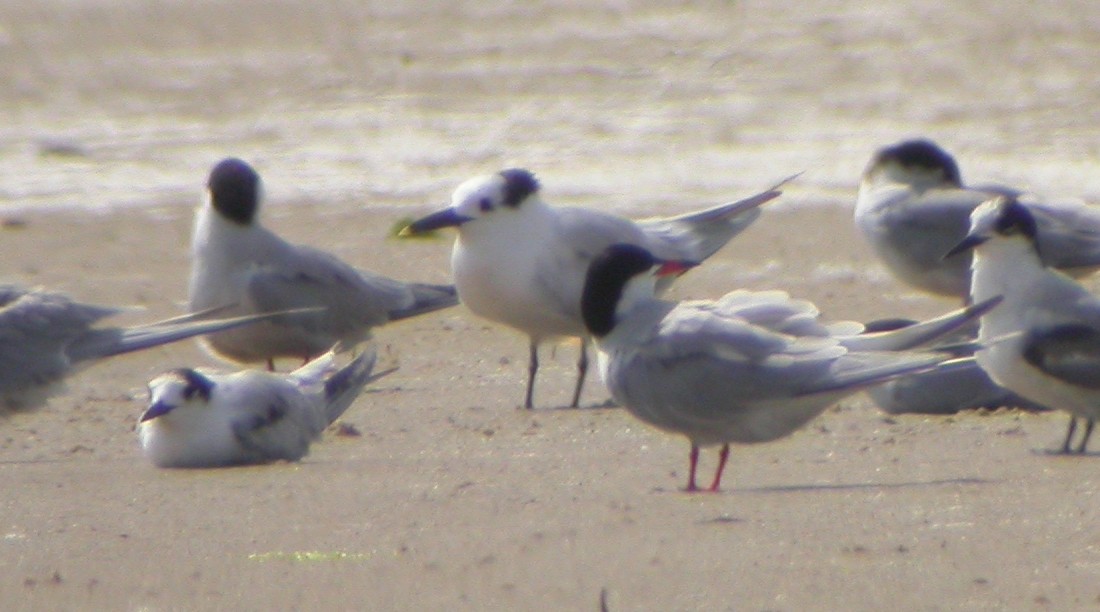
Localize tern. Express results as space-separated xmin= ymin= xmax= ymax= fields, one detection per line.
xmin=580 ymin=243 xmax=1000 ymax=491
xmin=189 ymin=157 xmax=457 ymax=370
xmin=948 ymin=195 xmax=1100 ymax=453
xmin=138 ymin=347 xmax=394 ymax=467
xmin=403 ymin=167 xmax=789 ymax=409
xmin=856 ymin=138 xmax=1100 ymax=299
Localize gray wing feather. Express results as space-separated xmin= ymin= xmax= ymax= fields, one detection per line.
xmin=636 ymin=185 xmax=782 ymax=262
xmin=1027 ymin=199 xmax=1100 ymax=270
xmin=230 ymin=393 xmax=313 ymax=462
xmin=246 ymin=243 xmax=418 ymax=340
xmin=0 ymin=288 xmax=124 ymax=395
xmin=66 ymin=310 xmax=300 ymax=363
xmin=1022 ymin=324 xmax=1100 ymax=390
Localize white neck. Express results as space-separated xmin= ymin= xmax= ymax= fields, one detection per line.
xmin=969 ymin=238 xmax=1041 ymax=305
xmin=188 ymin=203 xmax=255 ymax=310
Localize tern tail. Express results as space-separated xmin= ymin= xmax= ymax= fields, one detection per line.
xmin=841 ymin=295 xmax=1002 ymax=352
xmin=388 ymin=283 xmax=459 ymax=321
xmin=321 ymin=349 xmax=397 ymax=425
xmin=66 ymin=310 xmax=296 ymax=363
xmin=638 ymin=174 xmax=797 ymax=263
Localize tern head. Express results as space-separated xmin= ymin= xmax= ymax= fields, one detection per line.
xmin=207 ymin=158 xmax=263 ymax=226
xmin=140 ymin=368 xmax=216 ymax=423
xmin=864 ymin=139 xmax=962 ymax=191
xmin=581 ymin=243 xmax=697 ymax=337
xmin=402 ymin=168 xmax=542 ymax=235
xmin=946 ymin=196 xmax=1039 ymax=259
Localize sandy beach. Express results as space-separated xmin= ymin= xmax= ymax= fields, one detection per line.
xmin=3 ymin=1 xmax=1100 ymax=610
xmin=4 ymin=205 xmax=1099 ymax=610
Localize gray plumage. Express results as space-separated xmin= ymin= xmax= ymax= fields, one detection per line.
xmin=138 ymin=348 xmax=394 ymax=467
xmin=955 ymin=196 xmax=1100 ymax=453
xmin=857 ymin=138 xmax=1100 ymax=298
xmin=403 ymin=168 xmax=793 ymax=409
xmin=189 ymin=157 xmax=457 ymax=366
xmin=861 ymin=317 xmax=1049 ymax=414
xmin=581 ymin=244 xmax=997 ymax=491
xmin=0 ymin=284 xmax=285 ymax=411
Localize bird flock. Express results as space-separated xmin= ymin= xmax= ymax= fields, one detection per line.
xmin=6 ymin=137 xmax=1100 ymax=491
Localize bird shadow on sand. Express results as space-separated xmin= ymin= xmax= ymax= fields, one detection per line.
xmin=0 ymin=458 xmax=76 ymax=465
xmin=651 ymin=476 xmax=996 ymax=496
xmin=1029 ymin=448 xmax=1100 ymax=458
xmin=536 ymin=399 xmax=621 ymax=412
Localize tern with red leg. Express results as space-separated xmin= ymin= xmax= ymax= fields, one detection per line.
xmin=580 ymin=243 xmax=1000 ymax=492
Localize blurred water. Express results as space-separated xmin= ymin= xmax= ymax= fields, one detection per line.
xmin=0 ymin=0 xmax=1099 ymax=214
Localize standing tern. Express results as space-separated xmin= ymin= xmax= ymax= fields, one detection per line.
xmin=0 ymin=284 xmax=290 ymax=412
xmin=856 ymin=138 xmax=1100 ymax=299
xmin=189 ymin=157 xmax=458 ymax=370
xmin=580 ymin=243 xmax=1000 ymax=491
xmin=948 ymin=195 xmax=1100 ymax=453
xmin=403 ymin=168 xmax=789 ymax=409
xmin=138 ymin=347 xmax=395 ymax=467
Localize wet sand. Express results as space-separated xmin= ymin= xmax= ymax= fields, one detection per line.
xmin=3 ymin=1 xmax=1100 ymax=610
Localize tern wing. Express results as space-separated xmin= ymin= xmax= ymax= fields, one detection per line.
xmin=841 ymin=296 xmax=1000 ymax=352
xmin=245 ymin=243 xmax=413 ymax=338
xmin=631 ymin=301 xmax=945 ymax=398
xmin=289 ymin=348 xmax=396 ymax=425
xmin=1022 ymin=324 xmax=1100 ymax=390
xmin=0 ymin=289 xmax=126 ymax=392
xmin=636 ymin=181 xmax=786 ymax=262
xmin=65 ymin=310 xmax=296 ymax=363
xmin=872 ymin=188 xmax=989 ymax=258
xmin=642 ymin=304 xmax=847 ymax=383
xmin=229 ymin=384 xmax=318 ymax=462
xmin=1026 ymin=198 xmax=1100 ymax=271
xmin=698 ymin=289 xmax=844 ymax=337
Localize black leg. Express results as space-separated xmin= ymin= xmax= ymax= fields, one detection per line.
xmin=1061 ymin=416 xmax=1078 ymax=454
xmin=570 ymin=338 xmax=589 ymax=408
xmin=1076 ymin=418 xmax=1095 ymax=454
xmin=524 ymin=341 xmax=538 ymax=410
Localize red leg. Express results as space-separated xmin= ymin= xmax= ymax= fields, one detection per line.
xmin=266 ymin=358 xmax=275 ymax=372
xmin=685 ymin=444 xmax=700 ymax=491
xmin=708 ymin=444 xmax=730 ymax=492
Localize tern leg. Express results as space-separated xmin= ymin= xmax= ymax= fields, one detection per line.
xmin=708 ymin=444 xmax=730 ymax=492
xmin=524 ymin=341 xmax=539 ymax=410
xmin=1076 ymin=418 xmax=1095 ymax=454
xmin=266 ymin=358 xmax=276 ymax=372
xmin=1061 ymin=416 xmax=1079 ymax=454
xmin=685 ymin=444 xmax=701 ymax=492
xmin=569 ymin=338 xmax=589 ymax=408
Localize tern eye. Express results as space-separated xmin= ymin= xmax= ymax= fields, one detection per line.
xmin=183 ymin=385 xmax=199 ymax=400
xmin=479 ymin=197 xmax=493 ymax=212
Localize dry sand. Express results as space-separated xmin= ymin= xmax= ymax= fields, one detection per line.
xmin=3 ymin=205 xmax=1098 ymax=611
xmin=2 ymin=1 xmax=1100 ymax=610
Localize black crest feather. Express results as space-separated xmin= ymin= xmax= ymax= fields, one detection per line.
xmin=176 ymin=368 xmax=215 ymax=402
xmin=878 ymin=139 xmax=962 ymax=186
xmin=994 ymin=197 xmax=1038 ymax=242
xmin=208 ymin=158 xmax=261 ymax=225
xmin=499 ymin=168 xmax=540 ymax=208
